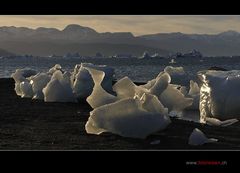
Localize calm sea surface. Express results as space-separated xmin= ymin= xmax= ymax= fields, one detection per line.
xmin=1 ymin=56 xmax=240 ymax=82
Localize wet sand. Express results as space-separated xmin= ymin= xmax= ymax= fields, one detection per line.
xmin=1 ymin=78 xmax=240 ymax=150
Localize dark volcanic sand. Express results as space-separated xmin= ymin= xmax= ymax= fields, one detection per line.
xmin=1 ymin=78 xmax=240 ymax=150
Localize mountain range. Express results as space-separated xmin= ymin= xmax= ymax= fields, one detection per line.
xmin=1 ymin=24 xmax=240 ymax=57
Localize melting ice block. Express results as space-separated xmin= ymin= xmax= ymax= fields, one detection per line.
xmin=86 ymin=68 xmax=118 ymax=108
xmin=206 ymin=117 xmax=238 ymax=127
xmin=30 ymin=73 xmax=51 ymax=99
xmin=11 ymin=68 xmax=37 ymax=96
xmin=43 ymin=70 xmax=76 ymax=102
xmin=160 ymin=84 xmax=193 ymax=112
xmin=72 ymin=63 xmax=114 ymax=100
xmin=20 ymin=81 xmax=33 ymax=98
xmin=47 ymin=64 xmax=63 ymax=75
xmin=186 ymin=80 xmax=200 ymax=110
xmin=85 ymin=97 xmax=171 ymax=139
xmin=113 ymin=77 xmax=136 ymax=99
xmin=198 ymin=70 xmax=240 ymax=122
xmin=188 ymin=128 xmax=218 ymax=146
xmin=149 ymin=72 xmax=171 ymax=96
xmin=11 ymin=68 xmax=37 ymax=83
xmin=164 ymin=66 xmax=189 ymax=86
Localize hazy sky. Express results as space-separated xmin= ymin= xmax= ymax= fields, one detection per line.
xmin=0 ymin=15 xmax=239 ymax=36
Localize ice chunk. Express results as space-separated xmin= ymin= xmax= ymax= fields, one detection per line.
xmin=198 ymin=70 xmax=240 ymax=122
xmin=48 ymin=64 xmax=62 ymax=75
xmin=180 ymin=86 xmax=188 ymax=96
xmin=164 ymin=66 xmax=189 ymax=85
xmin=43 ymin=70 xmax=76 ymax=102
xmin=72 ymin=63 xmax=114 ymax=100
xmin=11 ymin=68 xmax=37 ymax=83
xmin=140 ymin=93 xmax=168 ymax=115
xmin=186 ymin=80 xmax=200 ymax=110
xmin=134 ymin=72 xmax=170 ymax=100
xmin=188 ymin=128 xmax=218 ymax=146
xmin=85 ymin=97 xmax=171 ymax=139
xmin=113 ymin=77 xmax=136 ymax=99
xmin=160 ymin=84 xmax=193 ymax=112
xmin=140 ymin=78 xmax=156 ymax=89
xmin=189 ymin=80 xmax=200 ymax=96
xmin=20 ymin=81 xmax=33 ymax=98
xmin=11 ymin=68 xmax=37 ymax=97
xmin=86 ymin=68 xmax=118 ymax=108
xmin=164 ymin=66 xmax=185 ymax=76
xmin=206 ymin=117 xmax=239 ymax=127
xmin=30 ymin=73 xmax=51 ymax=99
xmin=72 ymin=65 xmax=94 ymax=99
xmin=169 ymin=110 xmax=183 ymax=117
xmin=149 ymin=72 xmax=171 ymax=96
xmin=14 ymin=82 xmax=22 ymax=96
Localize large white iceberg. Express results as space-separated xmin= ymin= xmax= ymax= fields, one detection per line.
xmin=198 ymin=70 xmax=240 ymax=122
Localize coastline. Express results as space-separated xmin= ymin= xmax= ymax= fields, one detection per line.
xmin=1 ymin=78 xmax=240 ymax=150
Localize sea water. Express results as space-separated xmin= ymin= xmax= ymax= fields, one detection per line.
xmin=2 ymin=56 xmax=240 ymax=82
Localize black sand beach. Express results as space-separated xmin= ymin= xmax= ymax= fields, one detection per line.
xmin=1 ymin=78 xmax=240 ymax=150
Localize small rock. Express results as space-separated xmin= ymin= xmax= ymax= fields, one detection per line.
xmin=150 ymin=140 xmax=161 ymax=145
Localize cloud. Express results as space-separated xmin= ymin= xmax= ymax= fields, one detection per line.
xmin=0 ymin=15 xmax=239 ymax=35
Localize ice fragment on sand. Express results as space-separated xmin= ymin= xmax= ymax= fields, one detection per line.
xmin=188 ymin=128 xmax=218 ymax=146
